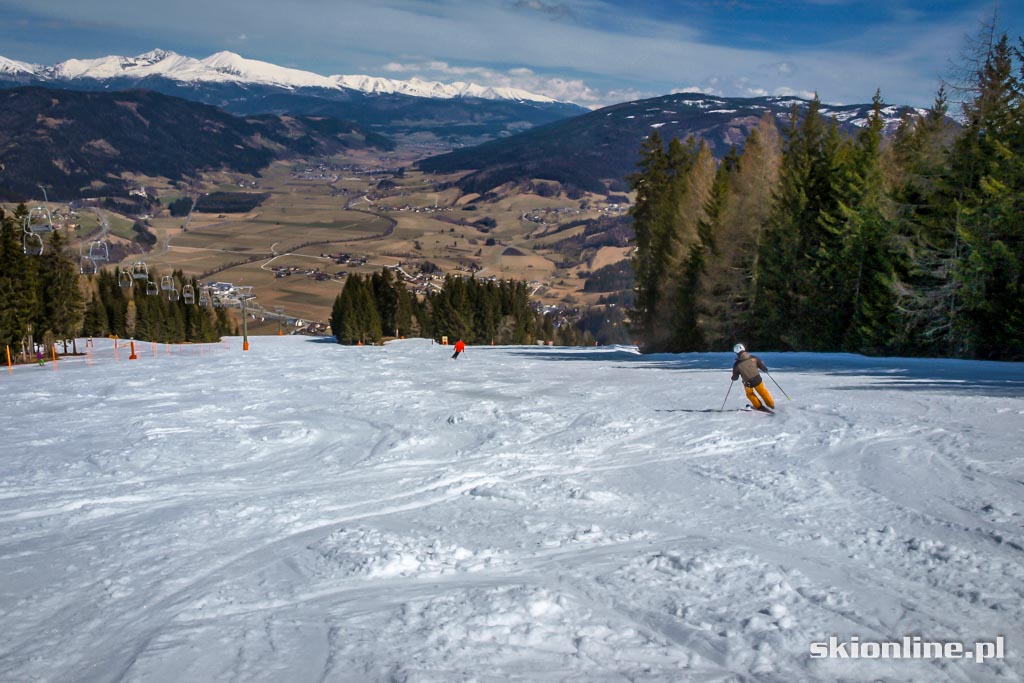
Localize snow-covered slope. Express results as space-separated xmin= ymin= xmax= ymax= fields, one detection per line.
xmin=3 ymin=49 xmax=557 ymax=103
xmin=0 ymin=55 xmax=37 ymax=78
xmin=1 ymin=337 xmax=1021 ymax=681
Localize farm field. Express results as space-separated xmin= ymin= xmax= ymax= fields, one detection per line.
xmin=15 ymin=153 xmax=632 ymax=331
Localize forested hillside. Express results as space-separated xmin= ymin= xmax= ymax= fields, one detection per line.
xmin=417 ymin=92 xmax=926 ymax=196
xmin=0 ymin=87 xmax=392 ymax=200
xmin=629 ymin=34 xmax=1023 ymax=361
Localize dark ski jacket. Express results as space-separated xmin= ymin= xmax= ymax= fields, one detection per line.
xmin=732 ymin=351 xmax=767 ymax=388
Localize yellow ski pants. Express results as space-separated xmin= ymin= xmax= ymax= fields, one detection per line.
xmin=745 ymin=382 xmax=775 ymax=410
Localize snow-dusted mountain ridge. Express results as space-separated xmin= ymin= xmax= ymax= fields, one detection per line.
xmin=0 ymin=49 xmax=558 ymax=103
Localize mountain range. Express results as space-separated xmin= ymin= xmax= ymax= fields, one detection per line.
xmin=0 ymin=49 xmax=558 ymax=102
xmin=419 ymin=92 xmax=931 ymax=194
xmin=0 ymin=49 xmax=938 ymax=202
xmin=0 ymin=50 xmax=587 ymax=147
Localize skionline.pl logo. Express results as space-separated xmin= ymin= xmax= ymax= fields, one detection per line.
xmin=809 ymin=636 xmax=1005 ymax=663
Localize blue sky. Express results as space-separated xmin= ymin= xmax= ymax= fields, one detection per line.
xmin=1 ymin=0 xmax=1020 ymax=108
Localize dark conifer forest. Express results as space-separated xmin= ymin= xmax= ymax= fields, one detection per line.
xmin=628 ymin=33 xmax=1024 ymax=361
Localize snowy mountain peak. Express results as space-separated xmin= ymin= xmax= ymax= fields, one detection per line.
xmin=0 ymin=49 xmax=559 ymax=103
xmin=0 ymin=55 xmax=38 ymax=76
xmin=198 ymin=51 xmax=338 ymax=89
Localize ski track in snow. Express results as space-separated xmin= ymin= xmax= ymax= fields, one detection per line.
xmin=1 ymin=337 xmax=1022 ymax=682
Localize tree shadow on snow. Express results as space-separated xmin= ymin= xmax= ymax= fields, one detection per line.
xmin=509 ymin=348 xmax=1024 ymax=398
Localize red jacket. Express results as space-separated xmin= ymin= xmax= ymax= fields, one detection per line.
xmin=454 ymin=340 xmax=466 ymax=353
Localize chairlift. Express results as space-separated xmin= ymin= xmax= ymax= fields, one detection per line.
xmin=80 ymin=257 xmax=97 ymax=276
xmin=168 ymin=287 xmax=180 ymax=302
xmin=87 ymin=240 xmax=109 ymax=262
xmin=23 ymin=232 xmax=44 ymax=256
xmin=146 ymin=280 xmax=159 ymax=296
xmin=160 ymin=275 xmax=175 ymax=292
xmin=198 ymin=288 xmax=210 ymax=306
xmin=182 ymin=284 xmax=195 ymax=304
xmin=132 ymin=261 xmax=149 ymax=280
xmin=118 ymin=269 xmax=133 ymax=288
xmin=24 ymin=204 xmax=54 ymax=235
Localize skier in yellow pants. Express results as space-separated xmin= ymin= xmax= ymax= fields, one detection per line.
xmin=731 ymin=343 xmax=775 ymax=411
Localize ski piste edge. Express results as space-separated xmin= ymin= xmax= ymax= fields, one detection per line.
xmin=654 ymin=407 xmax=777 ymax=414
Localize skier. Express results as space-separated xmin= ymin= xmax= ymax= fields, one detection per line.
xmin=36 ymin=349 xmax=45 ymax=366
xmin=451 ymin=339 xmax=466 ymax=360
xmin=731 ymin=343 xmax=774 ymax=411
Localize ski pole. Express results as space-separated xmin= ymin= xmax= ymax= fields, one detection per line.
xmin=720 ymin=380 xmax=734 ymax=411
xmin=765 ymin=371 xmax=791 ymax=400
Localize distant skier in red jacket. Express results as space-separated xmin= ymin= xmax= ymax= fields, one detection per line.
xmin=451 ymin=339 xmax=466 ymax=359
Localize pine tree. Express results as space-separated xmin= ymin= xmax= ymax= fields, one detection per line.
xmin=888 ymin=86 xmax=964 ymax=355
xmin=628 ymin=131 xmax=674 ymax=350
xmin=950 ymin=34 xmax=1024 ymax=359
xmin=754 ymin=99 xmax=830 ymax=349
xmin=36 ymin=229 xmax=84 ymax=349
xmin=0 ymin=206 xmax=40 ymax=352
xmin=840 ymin=92 xmax=902 ymax=353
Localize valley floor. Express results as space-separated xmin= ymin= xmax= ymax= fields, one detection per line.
xmin=1 ymin=337 xmax=1022 ymax=682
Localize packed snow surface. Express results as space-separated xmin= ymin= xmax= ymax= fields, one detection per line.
xmin=2 ymin=336 xmax=1022 ymax=682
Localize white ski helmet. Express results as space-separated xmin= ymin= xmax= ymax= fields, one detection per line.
xmin=733 ymin=343 xmax=746 ymax=354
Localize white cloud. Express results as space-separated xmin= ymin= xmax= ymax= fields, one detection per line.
xmin=773 ymin=86 xmax=818 ymax=100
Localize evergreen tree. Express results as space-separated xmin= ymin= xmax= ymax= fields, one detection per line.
xmin=950 ymin=34 xmax=1024 ymax=359
xmin=35 ymin=229 xmax=84 ymax=348
xmin=627 ymin=131 xmax=675 ymax=350
xmin=888 ymin=86 xmax=964 ymax=355
xmin=0 ymin=206 xmax=40 ymax=352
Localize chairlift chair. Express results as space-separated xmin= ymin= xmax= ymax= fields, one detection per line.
xmin=87 ymin=240 xmax=109 ymax=263
xmin=23 ymin=232 xmax=44 ymax=256
xmin=182 ymin=284 xmax=195 ymax=304
xmin=132 ymin=261 xmax=149 ymax=280
xmin=80 ymin=257 xmax=97 ymax=276
xmin=198 ymin=288 xmax=210 ymax=306
xmin=118 ymin=269 xmax=133 ymax=288
xmin=24 ymin=205 xmax=54 ymax=235
xmin=168 ymin=287 xmax=180 ymax=302
xmin=146 ymin=280 xmax=159 ymax=296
